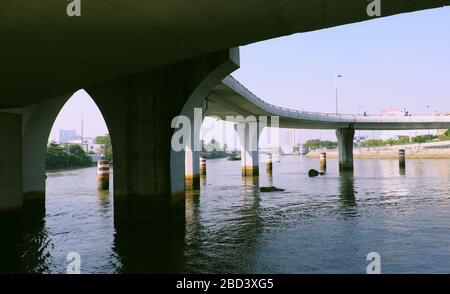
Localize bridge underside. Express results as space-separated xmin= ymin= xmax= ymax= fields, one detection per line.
xmin=2 ymin=1 xmax=450 ymax=108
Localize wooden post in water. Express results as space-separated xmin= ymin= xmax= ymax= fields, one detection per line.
xmin=200 ymin=156 xmax=207 ymax=176
xmin=320 ymin=152 xmax=327 ymax=172
xmin=265 ymin=153 xmax=273 ymax=174
xmin=97 ymin=160 xmax=110 ymax=190
xmin=399 ymin=149 xmax=406 ymax=172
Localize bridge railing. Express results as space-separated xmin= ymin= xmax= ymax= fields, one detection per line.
xmin=227 ymin=76 xmax=447 ymax=119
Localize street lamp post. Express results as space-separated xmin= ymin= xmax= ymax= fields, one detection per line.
xmin=335 ymin=74 xmax=342 ymax=115
xmin=423 ymin=104 xmax=435 ymax=140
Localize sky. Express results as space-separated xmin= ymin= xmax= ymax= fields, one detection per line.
xmin=49 ymin=7 xmax=450 ymax=145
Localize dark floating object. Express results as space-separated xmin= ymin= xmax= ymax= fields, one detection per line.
xmin=260 ymin=186 xmax=285 ymax=192
xmin=308 ymin=169 xmax=325 ymax=177
xmin=227 ymin=155 xmax=241 ymax=161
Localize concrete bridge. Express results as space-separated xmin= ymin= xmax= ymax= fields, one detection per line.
xmin=1 ymin=1 xmax=450 ymax=233
xmin=202 ymin=76 xmax=450 ymax=175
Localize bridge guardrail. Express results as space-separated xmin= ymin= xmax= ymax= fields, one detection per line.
xmin=227 ymin=75 xmax=447 ymax=119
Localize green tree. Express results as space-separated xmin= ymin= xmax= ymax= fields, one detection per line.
xmin=46 ymin=143 xmax=69 ymax=169
xmin=46 ymin=143 xmax=92 ymax=170
xmin=398 ymin=137 xmax=411 ymax=144
xmin=304 ymin=139 xmax=337 ymax=150
xmin=362 ymin=139 xmax=385 ymax=147
xmin=95 ymin=134 xmax=113 ymax=162
xmin=67 ymin=144 xmax=92 ymax=167
xmin=95 ymin=135 xmax=110 ymax=144
xmin=412 ymin=135 xmax=436 ymax=144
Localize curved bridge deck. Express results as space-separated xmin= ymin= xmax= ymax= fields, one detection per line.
xmin=206 ymin=76 xmax=450 ymax=130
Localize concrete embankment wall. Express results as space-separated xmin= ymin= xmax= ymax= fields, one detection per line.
xmin=306 ymin=148 xmax=450 ymax=159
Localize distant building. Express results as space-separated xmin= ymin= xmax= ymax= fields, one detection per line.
xmin=279 ymin=129 xmax=301 ymax=154
xmin=437 ymin=129 xmax=448 ymax=136
xmin=59 ymin=129 xmax=79 ymax=144
xmin=68 ymin=137 xmax=105 ymax=155
xmin=88 ymin=154 xmax=104 ymax=163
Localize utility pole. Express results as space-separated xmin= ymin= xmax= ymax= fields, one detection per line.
xmin=335 ymin=74 xmax=342 ymax=115
xmin=357 ymin=105 xmax=365 ymax=148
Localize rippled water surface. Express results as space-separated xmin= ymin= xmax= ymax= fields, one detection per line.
xmin=11 ymin=157 xmax=450 ymax=273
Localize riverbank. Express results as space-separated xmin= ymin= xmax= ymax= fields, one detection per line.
xmin=306 ymin=148 xmax=450 ymax=159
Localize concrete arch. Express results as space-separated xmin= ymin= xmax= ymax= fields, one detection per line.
xmin=85 ymin=48 xmax=239 ymax=228
xmin=21 ymin=94 xmax=71 ymax=204
xmin=178 ymin=48 xmax=240 ymax=191
xmin=19 ymin=90 xmax=111 ymax=209
xmin=0 ymin=48 xmax=238 ymax=229
xmin=1 ymin=94 xmax=71 ymax=213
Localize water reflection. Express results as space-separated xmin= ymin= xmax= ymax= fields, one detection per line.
xmin=338 ymin=172 xmax=357 ymax=216
xmin=0 ymin=212 xmax=22 ymax=273
xmin=0 ymin=199 xmax=51 ymax=273
xmin=20 ymin=199 xmax=51 ymax=273
xmin=1 ymin=158 xmax=450 ymax=273
xmin=97 ymin=189 xmax=112 ymax=217
xmin=200 ymin=174 xmax=207 ymax=188
xmin=113 ymin=222 xmax=185 ymax=273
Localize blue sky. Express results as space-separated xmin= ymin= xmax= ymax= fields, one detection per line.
xmin=233 ymin=7 xmax=450 ymax=115
xmin=49 ymin=7 xmax=450 ymax=144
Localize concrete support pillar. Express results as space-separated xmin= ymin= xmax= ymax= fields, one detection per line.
xmin=235 ymin=121 xmax=261 ymax=176
xmin=2 ymin=95 xmax=69 ymax=214
xmin=87 ymin=48 xmax=239 ymax=228
xmin=336 ymin=128 xmax=355 ymax=173
xmin=185 ymin=148 xmax=201 ymax=190
xmin=0 ymin=113 xmax=23 ymax=214
xmin=185 ymin=108 xmax=203 ymax=190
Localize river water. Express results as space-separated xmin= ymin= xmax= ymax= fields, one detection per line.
xmin=9 ymin=157 xmax=450 ymax=273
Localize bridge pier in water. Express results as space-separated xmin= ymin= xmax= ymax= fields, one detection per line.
xmin=0 ymin=113 xmax=23 ymax=273
xmin=185 ymin=149 xmax=201 ymax=190
xmin=0 ymin=113 xmax=23 ymax=215
xmin=0 ymin=95 xmax=69 ymax=218
xmin=185 ymin=108 xmax=204 ymax=191
xmin=336 ymin=128 xmax=355 ymax=173
xmin=235 ymin=121 xmax=261 ymax=177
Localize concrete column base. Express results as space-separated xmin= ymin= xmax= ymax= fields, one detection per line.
xmin=185 ymin=174 xmax=200 ymax=190
xmin=241 ymin=166 xmax=259 ymax=176
xmin=235 ymin=122 xmax=261 ymax=177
